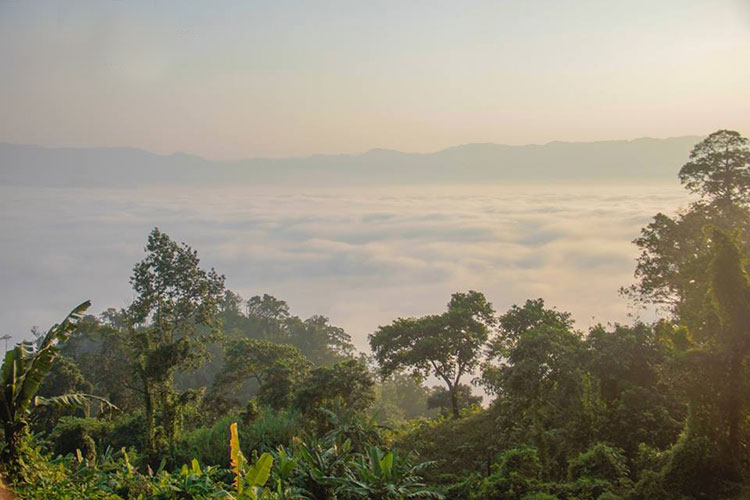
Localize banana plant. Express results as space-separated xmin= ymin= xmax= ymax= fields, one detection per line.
xmin=228 ymin=421 xmax=274 ymax=500
xmin=0 ymin=301 xmax=91 ymax=467
xmin=320 ymin=403 xmax=385 ymax=452
xmin=295 ymin=435 xmax=353 ymax=499
xmin=337 ymin=445 xmax=443 ymax=500
xmin=34 ymin=393 xmax=119 ymax=417
xmin=270 ymin=445 xmax=313 ymax=499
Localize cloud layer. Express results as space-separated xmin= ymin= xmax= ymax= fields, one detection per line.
xmin=0 ymin=183 xmax=689 ymax=351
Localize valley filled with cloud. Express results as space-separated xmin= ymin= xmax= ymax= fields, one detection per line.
xmin=1 ymin=182 xmax=689 ymax=350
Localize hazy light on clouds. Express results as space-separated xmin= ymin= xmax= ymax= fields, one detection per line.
xmin=0 ymin=183 xmax=689 ymax=351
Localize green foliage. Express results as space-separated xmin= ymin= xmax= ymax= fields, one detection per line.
xmin=481 ymin=299 xmax=591 ymax=480
xmin=625 ymin=130 xmax=750 ymax=332
xmin=705 ymin=229 xmax=750 ymax=476
xmin=468 ymin=447 xmax=542 ymax=500
xmin=175 ymin=407 xmax=301 ymax=468
xmin=481 ymin=299 xmax=573 ymax=394
xmin=125 ymin=227 xmax=226 ymax=464
xmin=214 ymin=338 xmax=311 ymax=409
xmin=33 ymin=355 xmax=94 ymax=430
xmin=660 ymin=434 xmax=723 ymax=499
xmin=12 ymin=413 xmax=442 ymax=499
xmin=0 ymin=301 xmax=91 ymax=468
xmin=180 ymin=291 xmax=356 ymax=413
xmin=520 ymin=494 xmax=557 ymax=500
xmin=35 ymin=393 xmax=118 ymax=416
xmin=319 ymin=404 xmax=385 ymax=454
xmin=294 ymin=435 xmax=354 ymax=498
xmin=393 ymin=406 xmax=499 ymax=486
xmin=370 ymin=291 xmax=495 ymax=418
xmin=50 ymin=416 xmax=109 ymax=459
xmin=497 ymin=447 xmax=542 ymax=480
xmin=338 ymin=444 xmax=443 ymax=499
xmin=678 ymin=130 xmax=750 ymax=208
xmin=59 ymin=313 xmax=140 ymax=413
xmin=632 ymin=443 xmax=665 ymax=479
xmin=650 ymin=228 xmax=750 ymax=488
xmin=47 ymin=413 xmax=145 ymax=461
xmin=630 ymin=470 xmax=671 ymax=500
xmin=284 ymin=314 xmax=355 ymax=366
xmin=229 ymin=421 xmax=274 ymax=499
xmin=426 ymin=384 xmax=481 ymax=416
xmin=12 ymin=442 xmax=233 ymax=499
xmin=294 ymin=359 xmax=376 ymax=418
xmin=584 ymin=323 xmax=685 ymax=459
xmin=568 ymin=443 xmax=628 ymax=483
xmin=226 ymin=293 xmax=355 ymax=367
xmin=371 ymin=372 xmax=434 ymax=423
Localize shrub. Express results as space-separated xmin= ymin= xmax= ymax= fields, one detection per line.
xmin=469 ymin=447 xmax=543 ymax=500
xmin=48 ymin=413 xmax=146 ymax=462
xmin=568 ymin=442 xmax=628 ymax=482
xmin=630 ymin=470 xmax=671 ymax=500
xmin=498 ymin=447 xmax=542 ymax=479
xmin=174 ymin=406 xmax=301 ymax=467
xmin=521 ymin=493 xmax=557 ymax=500
xmin=49 ymin=417 xmax=108 ymax=460
xmin=597 ymin=492 xmax=623 ymax=500
xmin=393 ymin=406 xmax=499 ymax=485
xmin=547 ymin=477 xmax=617 ymax=500
xmin=106 ymin=413 xmax=147 ymax=451
xmin=632 ymin=443 xmax=664 ymax=479
xmin=661 ymin=435 xmax=721 ymax=499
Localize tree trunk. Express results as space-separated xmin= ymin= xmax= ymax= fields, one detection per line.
xmin=725 ymin=350 xmax=743 ymax=476
xmin=143 ymin=377 xmax=157 ymax=465
xmin=2 ymin=423 xmax=24 ymax=474
xmin=449 ymin=385 xmax=460 ymax=419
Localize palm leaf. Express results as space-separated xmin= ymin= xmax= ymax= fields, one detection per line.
xmin=14 ymin=301 xmax=91 ymax=414
xmin=34 ymin=393 xmax=119 ymax=414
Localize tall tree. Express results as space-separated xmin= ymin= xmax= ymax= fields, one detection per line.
xmin=625 ymin=130 xmax=750 ymax=330
xmin=232 ymin=293 xmax=355 ymax=365
xmin=369 ymin=291 xmax=495 ymax=418
xmin=707 ymin=229 xmax=750 ymax=473
xmin=678 ymin=130 xmax=750 ymax=209
xmin=125 ymin=228 xmax=225 ymax=463
xmin=480 ymin=298 xmax=573 ymax=395
xmin=584 ymin=322 xmax=684 ymax=459
xmin=213 ymin=338 xmax=311 ymax=409
xmin=481 ymin=299 xmax=587 ymax=479
xmin=293 ymin=359 xmax=376 ymax=415
xmin=286 ymin=314 xmax=354 ymax=365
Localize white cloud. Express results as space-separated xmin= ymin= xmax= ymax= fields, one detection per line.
xmin=0 ymin=183 xmax=689 ymax=351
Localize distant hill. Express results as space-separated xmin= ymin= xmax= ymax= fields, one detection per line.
xmin=0 ymin=137 xmax=701 ymax=187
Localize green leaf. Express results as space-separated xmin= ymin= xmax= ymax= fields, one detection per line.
xmin=245 ymin=452 xmax=273 ymax=488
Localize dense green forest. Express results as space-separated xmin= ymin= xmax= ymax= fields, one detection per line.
xmin=2 ymin=129 xmax=750 ymax=499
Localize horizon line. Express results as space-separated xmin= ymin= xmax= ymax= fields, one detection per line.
xmin=0 ymin=134 xmax=706 ymax=164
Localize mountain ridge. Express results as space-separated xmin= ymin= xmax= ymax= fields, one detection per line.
xmin=0 ymin=136 xmax=702 ymax=187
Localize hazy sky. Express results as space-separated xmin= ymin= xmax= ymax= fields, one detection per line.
xmin=1 ymin=0 xmax=748 ymax=159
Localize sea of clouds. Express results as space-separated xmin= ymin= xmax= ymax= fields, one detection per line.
xmin=0 ymin=183 xmax=690 ymax=351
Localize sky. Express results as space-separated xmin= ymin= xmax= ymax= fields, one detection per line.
xmin=1 ymin=0 xmax=748 ymax=159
